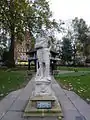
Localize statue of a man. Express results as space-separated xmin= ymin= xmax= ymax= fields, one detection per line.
xmin=35 ymin=30 xmax=51 ymax=81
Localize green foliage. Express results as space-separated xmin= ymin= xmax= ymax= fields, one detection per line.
xmin=72 ymin=17 xmax=88 ymax=43
xmin=0 ymin=28 xmax=8 ymax=56
xmin=2 ymin=51 xmax=9 ymax=66
xmin=25 ymin=0 xmax=61 ymax=36
xmin=73 ymin=68 xmax=78 ymax=72
xmin=0 ymin=0 xmax=27 ymax=39
xmin=0 ymin=0 xmax=61 ymax=67
xmin=25 ymin=0 xmax=54 ymax=47
xmin=61 ymin=37 xmax=73 ymax=64
xmin=72 ymin=17 xmax=89 ymax=56
xmin=0 ymin=0 xmax=28 ymax=67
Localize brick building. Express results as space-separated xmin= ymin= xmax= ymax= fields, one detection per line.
xmin=14 ymin=31 xmax=31 ymax=64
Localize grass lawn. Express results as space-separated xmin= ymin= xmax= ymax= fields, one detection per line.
xmin=57 ymin=66 xmax=90 ymax=71
xmin=55 ymin=71 xmax=90 ymax=102
xmin=0 ymin=69 xmax=29 ymax=99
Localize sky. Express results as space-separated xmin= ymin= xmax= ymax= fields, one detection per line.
xmin=49 ymin=0 xmax=90 ymax=25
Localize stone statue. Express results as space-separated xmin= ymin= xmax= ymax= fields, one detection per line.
xmin=35 ymin=30 xmax=51 ymax=81
xmin=34 ymin=30 xmax=52 ymax=96
xmin=24 ymin=31 xmax=62 ymax=117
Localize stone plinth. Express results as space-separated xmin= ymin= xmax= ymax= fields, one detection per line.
xmin=24 ymin=95 xmax=63 ymax=118
xmin=24 ymin=77 xmax=63 ymax=118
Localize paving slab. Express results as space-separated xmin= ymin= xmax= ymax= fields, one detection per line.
xmin=1 ymin=111 xmax=28 ymax=120
xmin=17 ymin=79 xmax=34 ymax=101
xmin=51 ymin=77 xmax=85 ymax=120
xmin=9 ymin=99 xmax=28 ymax=112
xmin=64 ymin=90 xmax=90 ymax=120
xmin=63 ymin=110 xmax=86 ymax=120
xmin=53 ymin=70 xmax=74 ymax=75
xmin=1 ymin=111 xmax=58 ymax=120
xmin=9 ymin=77 xmax=34 ymax=111
xmin=9 ymin=82 xmax=33 ymax=111
xmin=0 ymin=89 xmax=22 ymax=119
xmin=5 ymin=89 xmax=22 ymax=99
xmin=52 ymin=77 xmax=76 ymax=110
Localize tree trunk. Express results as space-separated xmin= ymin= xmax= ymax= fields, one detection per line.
xmin=8 ymin=31 xmax=15 ymax=68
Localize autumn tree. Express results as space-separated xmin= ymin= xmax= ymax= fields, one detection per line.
xmin=0 ymin=0 xmax=28 ymax=67
xmin=0 ymin=0 xmax=63 ymax=67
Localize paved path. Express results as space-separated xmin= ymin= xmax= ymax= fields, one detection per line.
xmin=0 ymin=72 xmax=90 ymax=120
xmin=54 ymin=70 xmax=74 ymax=74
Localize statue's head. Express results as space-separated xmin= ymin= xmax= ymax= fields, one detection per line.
xmin=37 ymin=29 xmax=48 ymax=37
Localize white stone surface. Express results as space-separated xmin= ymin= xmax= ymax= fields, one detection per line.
xmin=35 ymin=31 xmax=51 ymax=79
xmin=33 ymin=78 xmax=52 ymax=96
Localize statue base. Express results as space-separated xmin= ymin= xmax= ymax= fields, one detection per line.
xmin=24 ymin=77 xmax=63 ymax=119
xmin=24 ymin=95 xmax=63 ymax=118
xmin=33 ymin=78 xmax=52 ymax=96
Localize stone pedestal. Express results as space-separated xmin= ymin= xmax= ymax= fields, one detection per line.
xmin=24 ymin=95 xmax=63 ymax=117
xmin=33 ymin=77 xmax=52 ymax=96
xmin=24 ymin=78 xmax=63 ymax=118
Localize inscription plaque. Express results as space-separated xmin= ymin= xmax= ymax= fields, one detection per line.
xmin=37 ymin=101 xmax=51 ymax=109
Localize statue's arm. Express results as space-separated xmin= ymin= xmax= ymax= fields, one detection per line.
xmin=35 ymin=41 xmax=44 ymax=49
